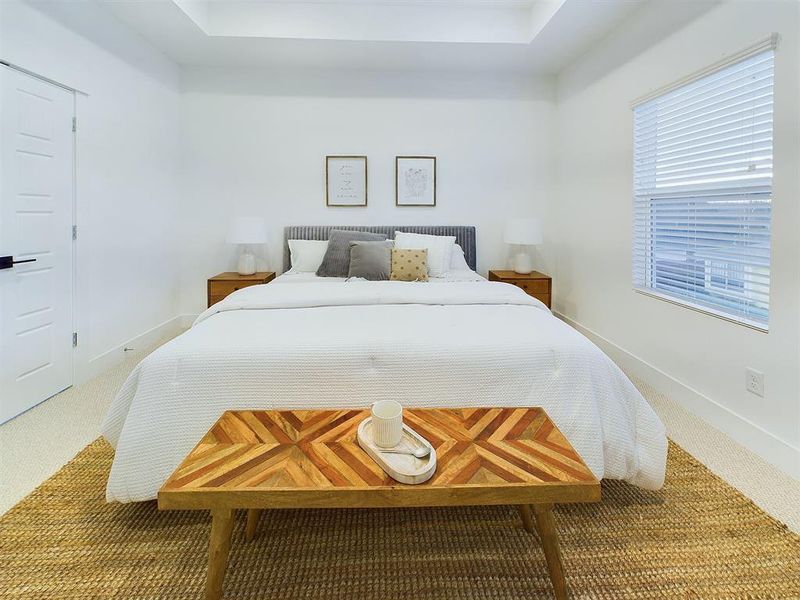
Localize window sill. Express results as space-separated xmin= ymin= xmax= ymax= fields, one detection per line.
xmin=633 ymin=287 xmax=768 ymax=333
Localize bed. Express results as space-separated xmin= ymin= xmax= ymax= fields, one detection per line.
xmin=102 ymin=225 xmax=667 ymax=503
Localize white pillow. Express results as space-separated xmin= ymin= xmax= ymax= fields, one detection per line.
xmin=394 ymin=231 xmax=455 ymax=278
xmin=288 ymin=239 xmax=329 ymax=272
xmin=450 ymin=243 xmax=471 ymax=271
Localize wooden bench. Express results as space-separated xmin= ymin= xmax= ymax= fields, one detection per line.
xmin=159 ymin=408 xmax=601 ymax=599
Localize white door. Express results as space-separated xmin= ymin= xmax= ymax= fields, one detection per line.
xmin=0 ymin=66 xmax=75 ymax=423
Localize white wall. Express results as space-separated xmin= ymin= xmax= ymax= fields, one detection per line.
xmin=0 ymin=0 xmax=183 ymax=381
xmin=551 ymin=0 xmax=800 ymax=476
xmin=4 ymin=0 xmax=796 ymax=478
xmin=179 ymin=68 xmax=555 ymax=315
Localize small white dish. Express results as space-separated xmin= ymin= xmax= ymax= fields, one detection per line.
xmin=357 ymin=417 xmax=437 ymax=485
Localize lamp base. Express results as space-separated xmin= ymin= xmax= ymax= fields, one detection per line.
xmin=237 ymin=252 xmax=256 ymax=276
xmin=511 ymin=251 xmax=533 ymax=275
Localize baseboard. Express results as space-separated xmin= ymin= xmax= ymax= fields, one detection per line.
xmin=76 ymin=315 xmax=185 ymax=384
xmin=178 ymin=313 xmax=199 ymax=328
xmin=555 ymin=311 xmax=800 ymax=480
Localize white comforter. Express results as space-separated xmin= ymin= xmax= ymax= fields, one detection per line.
xmin=102 ymin=281 xmax=667 ymax=502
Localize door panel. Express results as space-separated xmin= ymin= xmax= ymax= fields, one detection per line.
xmin=1 ymin=66 xmax=74 ymax=423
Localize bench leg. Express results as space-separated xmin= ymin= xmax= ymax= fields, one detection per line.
xmin=205 ymin=509 xmax=234 ymax=600
xmin=532 ymin=503 xmax=567 ymax=600
xmin=518 ymin=504 xmax=535 ymax=533
xmin=245 ymin=509 xmax=261 ymax=541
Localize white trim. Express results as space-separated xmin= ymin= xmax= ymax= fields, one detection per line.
xmin=0 ymin=60 xmax=88 ymax=96
xmin=630 ymin=33 xmax=779 ymax=108
xmin=70 ymin=91 xmax=78 ymax=384
xmin=555 ymin=311 xmax=800 ymax=480
xmin=179 ymin=313 xmax=199 ymax=328
xmin=75 ymin=315 xmax=184 ymax=384
xmin=633 ymin=288 xmax=769 ymax=333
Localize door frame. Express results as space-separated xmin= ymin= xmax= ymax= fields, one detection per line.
xmin=1 ymin=60 xmax=79 ymax=393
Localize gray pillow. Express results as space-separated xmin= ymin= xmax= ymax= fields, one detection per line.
xmin=316 ymin=229 xmax=387 ymax=277
xmin=348 ymin=240 xmax=393 ymax=281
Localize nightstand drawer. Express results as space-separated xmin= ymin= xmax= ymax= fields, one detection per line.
xmin=533 ymin=293 xmax=551 ymax=308
xmin=511 ymin=280 xmax=550 ymax=295
xmin=208 ymin=295 xmax=228 ymax=307
xmin=207 ymin=272 xmax=276 ymax=308
xmin=488 ymin=270 xmax=552 ymax=309
xmin=209 ymin=280 xmax=259 ymax=298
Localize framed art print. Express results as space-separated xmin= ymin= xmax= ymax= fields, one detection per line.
xmin=396 ymin=156 xmax=436 ymax=207
xmin=326 ymin=155 xmax=368 ymax=207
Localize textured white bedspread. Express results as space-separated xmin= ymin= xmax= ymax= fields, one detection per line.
xmin=102 ymin=281 xmax=667 ymax=502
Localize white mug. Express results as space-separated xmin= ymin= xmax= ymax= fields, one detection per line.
xmin=371 ymin=400 xmax=403 ymax=448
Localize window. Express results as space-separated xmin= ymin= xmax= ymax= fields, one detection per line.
xmin=633 ymin=43 xmax=774 ymax=330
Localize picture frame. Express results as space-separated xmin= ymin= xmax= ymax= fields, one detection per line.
xmin=326 ymin=155 xmax=368 ymax=207
xmin=396 ymin=156 xmax=436 ymax=207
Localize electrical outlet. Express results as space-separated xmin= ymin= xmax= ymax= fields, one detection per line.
xmin=746 ymin=368 xmax=764 ymax=397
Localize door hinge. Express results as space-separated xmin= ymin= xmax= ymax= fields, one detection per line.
xmin=72 ymin=225 xmax=77 ymax=241
xmin=72 ymin=332 xmax=78 ymax=347
xmin=72 ymin=116 xmax=76 ymax=132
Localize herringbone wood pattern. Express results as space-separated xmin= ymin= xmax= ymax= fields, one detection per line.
xmin=161 ymin=408 xmax=596 ymax=494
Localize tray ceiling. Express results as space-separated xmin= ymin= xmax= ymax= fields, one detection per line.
xmin=99 ymin=0 xmax=713 ymax=74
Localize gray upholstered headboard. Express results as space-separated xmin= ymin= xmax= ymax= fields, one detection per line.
xmin=283 ymin=226 xmax=476 ymax=272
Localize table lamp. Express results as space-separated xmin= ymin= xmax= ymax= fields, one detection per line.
xmin=226 ymin=217 xmax=267 ymax=275
xmin=504 ymin=218 xmax=542 ymax=274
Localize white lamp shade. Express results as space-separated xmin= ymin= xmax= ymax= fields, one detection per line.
xmin=503 ymin=218 xmax=542 ymax=246
xmin=226 ymin=217 xmax=267 ymax=244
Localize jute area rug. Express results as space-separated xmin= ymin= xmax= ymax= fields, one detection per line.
xmin=1 ymin=439 xmax=798 ymax=599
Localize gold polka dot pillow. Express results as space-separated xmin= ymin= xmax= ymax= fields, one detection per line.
xmin=390 ymin=248 xmax=429 ymax=282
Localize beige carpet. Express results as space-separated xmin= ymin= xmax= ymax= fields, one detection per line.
xmin=1 ymin=438 xmax=798 ymax=599
xmin=0 ymin=336 xmax=178 ymax=515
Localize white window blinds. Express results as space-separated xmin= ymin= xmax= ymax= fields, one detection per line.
xmin=633 ymin=46 xmax=774 ymax=330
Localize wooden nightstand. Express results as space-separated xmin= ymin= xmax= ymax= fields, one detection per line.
xmin=488 ymin=270 xmax=552 ymax=308
xmin=207 ymin=272 xmax=276 ymax=308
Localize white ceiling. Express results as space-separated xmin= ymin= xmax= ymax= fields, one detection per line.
xmin=174 ymin=0 xmax=555 ymax=44
xmin=101 ymin=0 xmax=649 ymax=74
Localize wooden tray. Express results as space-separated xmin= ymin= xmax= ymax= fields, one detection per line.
xmin=357 ymin=417 xmax=437 ymax=485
